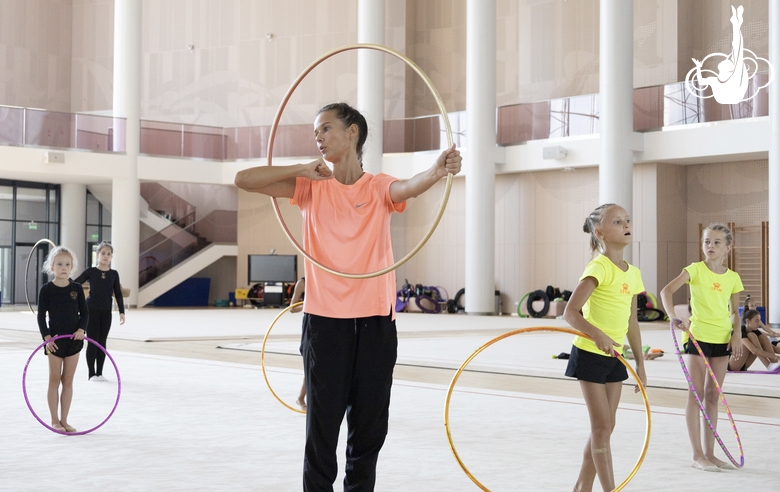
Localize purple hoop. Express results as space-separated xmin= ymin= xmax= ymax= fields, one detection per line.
xmin=670 ymin=323 xmax=744 ymax=468
xmin=22 ymin=334 xmax=122 ymax=436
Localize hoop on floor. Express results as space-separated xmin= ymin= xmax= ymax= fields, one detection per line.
xmin=267 ymin=43 xmax=454 ymax=279
xmin=670 ymin=323 xmax=744 ymax=468
xmin=444 ymin=326 xmax=651 ymax=492
xmin=261 ymin=302 xmax=306 ymax=414
xmin=22 ymin=334 xmax=122 ymax=435
xmin=25 ymin=238 xmax=57 ymax=316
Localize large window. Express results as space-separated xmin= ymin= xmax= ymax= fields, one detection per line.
xmin=0 ymin=180 xmax=59 ymax=305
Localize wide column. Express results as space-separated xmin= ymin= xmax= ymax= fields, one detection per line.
xmin=465 ymin=0 xmax=496 ymax=314
xmin=769 ymin=0 xmax=779 ymax=327
xmin=357 ymin=0 xmax=385 ymax=175
xmin=599 ymin=0 xmax=634 ymax=262
xmin=60 ymin=183 xmax=87 ymax=269
xmin=112 ymin=0 xmax=141 ymax=307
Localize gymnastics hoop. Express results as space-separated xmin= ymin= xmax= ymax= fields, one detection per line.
xmin=267 ymin=43 xmax=454 ymax=279
xmin=444 ymin=327 xmax=651 ymax=492
xmin=669 ymin=323 xmax=744 ymax=468
xmin=22 ymin=334 xmax=122 ymax=435
xmin=261 ymin=302 xmax=306 ymax=414
xmin=25 ymin=238 xmax=57 ymax=316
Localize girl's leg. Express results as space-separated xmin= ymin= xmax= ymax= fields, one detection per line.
xmin=47 ymin=354 xmax=64 ymax=429
xmin=59 ymin=353 xmax=80 ymax=430
xmin=702 ymin=356 xmax=730 ymax=468
xmin=727 ymin=350 xmax=748 ymax=371
xmin=684 ymin=355 xmax=714 ymax=469
xmin=756 ymin=335 xmax=779 ymax=365
xmin=747 ymin=333 xmax=772 ymax=368
xmin=85 ymin=312 xmax=100 ymax=379
xmin=574 ymin=381 xmax=622 ymax=492
xmin=95 ymin=311 xmax=112 ymax=376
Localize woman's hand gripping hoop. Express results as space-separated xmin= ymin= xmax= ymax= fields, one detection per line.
xmin=25 ymin=238 xmax=57 ymax=316
xmin=267 ymin=43 xmax=454 ymax=279
xmin=261 ymin=302 xmax=305 ymax=414
xmin=669 ymin=322 xmax=745 ymax=468
xmin=444 ymin=327 xmax=652 ymax=492
xmin=22 ymin=334 xmax=122 ymax=435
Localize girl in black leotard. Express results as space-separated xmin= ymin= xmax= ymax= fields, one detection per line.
xmin=38 ymin=246 xmax=88 ymax=433
xmin=728 ymin=309 xmax=780 ymax=371
xmin=74 ymin=241 xmax=125 ymax=381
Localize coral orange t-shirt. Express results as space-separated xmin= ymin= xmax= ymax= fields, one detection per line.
xmin=291 ymin=172 xmax=406 ymax=319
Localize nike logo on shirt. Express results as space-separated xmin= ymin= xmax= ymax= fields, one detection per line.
xmin=355 ymin=201 xmax=368 ymax=208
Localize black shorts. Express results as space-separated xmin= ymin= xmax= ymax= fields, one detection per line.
xmin=46 ymin=336 xmax=84 ymax=358
xmin=565 ymin=345 xmax=628 ymax=384
xmin=683 ymin=339 xmax=730 ymax=358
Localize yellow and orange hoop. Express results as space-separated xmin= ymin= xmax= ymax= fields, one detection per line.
xmin=267 ymin=43 xmax=454 ymax=279
xmin=444 ymin=326 xmax=652 ymax=492
xmin=260 ymin=302 xmax=306 ymax=414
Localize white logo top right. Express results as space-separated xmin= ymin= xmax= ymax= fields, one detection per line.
xmin=684 ymin=5 xmax=774 ymax=104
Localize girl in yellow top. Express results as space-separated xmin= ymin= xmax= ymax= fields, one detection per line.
xmin=563 ymin=203 xmax=647 ymax=492
xmin=660 ymin=223 xmax=744 ymax=472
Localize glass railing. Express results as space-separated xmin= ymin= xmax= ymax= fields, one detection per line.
xmin=139 ymin=111 xmax=467 ymax=161
xmin=0 ymin=105 xmax=126 ymax=152
xmin=140 ymin=182 xmax=196 ymax=230
xmin=139 ymin=209 xmax=237 ymax=286
xmin=497 ymin=72 xmax=771 ymax=146
xmin=5 ymin=75 xmax=767 ymax=159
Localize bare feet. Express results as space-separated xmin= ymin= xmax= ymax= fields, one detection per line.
xmin=691 ymin=459 xmax=719 ymax=472
xmin=296 ymin=395 xmax=306 ymax=411
xmin=52 ymin=423 xmax=66 ymax=432
xmin=61 ymin=423 xmax=77 ymax=433
xmin=706 ymin=456 xmax=732 ymax=469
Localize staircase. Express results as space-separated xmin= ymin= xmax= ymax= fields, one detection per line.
xmin=138 ymin=183 xmax=237 ymax=306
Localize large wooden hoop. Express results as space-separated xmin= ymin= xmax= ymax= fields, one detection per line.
xmin=444 ymin=327 xmax=652 ymax=491
xmin=267 ymin=43 xmax=454 ymax=279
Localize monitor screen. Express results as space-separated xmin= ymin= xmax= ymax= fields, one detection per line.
xmin=248 ymin=254 xmax=297 ymax=283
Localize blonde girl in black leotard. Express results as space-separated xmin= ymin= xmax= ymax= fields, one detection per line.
xmin=38 ymin=246 xmax=88 ymax=433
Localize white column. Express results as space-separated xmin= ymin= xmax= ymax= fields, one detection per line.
xmin=465 ymin=0 xmax=496 ymax=314
xmin=769 ymin=0 xmax=779 ymax=327
xmin=112 ymin=0 xmax=141 ymax=307
xmin=599 ymin=0 xmax=634 ymax=262
xmin=357 ymin=0 xmax=385 ymax=175
xmin=60 ymin=183 xmax=87 ymax=269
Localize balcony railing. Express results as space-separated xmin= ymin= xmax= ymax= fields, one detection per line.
xmin=0 ymin=105 xmax=126 ymax=152
xmin=497 ymin=72 xmax=771 ymax=146
xmin=2 ymin=74 xmax=770 ymax=160
xmin=139 ymin=111 xmax=467 ymax=161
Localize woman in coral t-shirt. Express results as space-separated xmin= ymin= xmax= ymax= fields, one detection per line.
xmin=235 ymin=102 xmax=461 ymax=491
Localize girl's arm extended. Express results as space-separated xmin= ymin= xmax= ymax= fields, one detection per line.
xmin=625 ymin=295 xmax=647 ymax=392
xmin=660 ymin=270 xmax=691 ymax=330
xmin=563 ymin=276 xmax=620 ymax=356
xmin=728 ymin=292 xmax=743 ymax=358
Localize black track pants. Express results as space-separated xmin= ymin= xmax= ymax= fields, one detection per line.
xmin=300 ymin=312 xmax=397 ymax=492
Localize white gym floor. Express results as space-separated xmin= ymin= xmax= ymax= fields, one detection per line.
xmin=1 ymin=307 xmax=778 ymax=491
